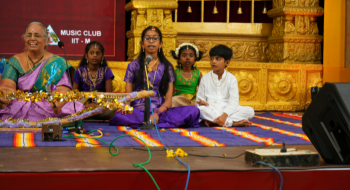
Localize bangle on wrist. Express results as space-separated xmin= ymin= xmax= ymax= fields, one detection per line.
xmin=161 ymin=105 xmax=169 ymax=110
xmin=154 ymin=108 xmax=162 ymax=116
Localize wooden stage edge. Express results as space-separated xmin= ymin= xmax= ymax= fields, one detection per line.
xmin=0 ymin=145 xmax=349 ymax=190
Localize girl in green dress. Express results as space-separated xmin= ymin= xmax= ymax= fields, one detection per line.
xmin=171 ymin=43 xmax=204 ymax=107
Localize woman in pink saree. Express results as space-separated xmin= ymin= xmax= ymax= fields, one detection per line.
xmin=0 ymin=22 xmax=84 ymax=122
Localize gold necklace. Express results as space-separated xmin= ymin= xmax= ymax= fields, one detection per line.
xmin=211 ymin=71 xmax=227 ymax=87
xmin=147 ymin=58 xmax=159 ymax=72
xmin=180 ymin=70 xmax=193 ymax=84
xmin=26 ymin=51 xmax=46 ymax=72
xmin=88 ymin=67 xmax=99 ymax=89
xmin=150 ymin=69 xmax=157 ymax=88
xmin=26 ymin=52 xmax=31 ymax=71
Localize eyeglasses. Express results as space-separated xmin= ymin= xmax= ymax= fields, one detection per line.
xmin=25 ymin=33 xmax=45 ymax=38
xmin=143 ymin=36 xmax=160 ymax=42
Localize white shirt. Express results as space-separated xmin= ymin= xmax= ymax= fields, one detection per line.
xmin=196 ymin=70 xmax=239 ymax=116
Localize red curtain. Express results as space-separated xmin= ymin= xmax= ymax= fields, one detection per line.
xmin=176 ymin=1 xmax=273 ymax=23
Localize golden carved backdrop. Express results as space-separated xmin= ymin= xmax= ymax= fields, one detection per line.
xmin=69 ymin=60 xmax=322 ymax=111
xmin=69 ymin=0 xmax=324 ymax=111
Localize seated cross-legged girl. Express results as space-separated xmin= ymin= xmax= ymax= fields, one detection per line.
xmin=171 ymin=43 xmax=204 ymax=107
xmin=73 ymin=41 xmax=115 ymax=119
xmin=109 ymin=26 xmax=200 ymax=128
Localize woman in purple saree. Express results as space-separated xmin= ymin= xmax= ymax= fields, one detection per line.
xmin=109 ymin=26 xmax=200 ymax=128
xmin=0 ymin=22 xmax=84 ymax=121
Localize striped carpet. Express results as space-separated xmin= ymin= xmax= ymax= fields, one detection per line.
xmin=0 ymin=112 xmax=311 ymax=147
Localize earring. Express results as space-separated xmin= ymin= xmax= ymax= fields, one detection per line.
xmin=193 ymin=63 xmax=196 ymax=69
xmin=180 ymin=63 xmax=182 ymax=69
xmin=159 ymin=47 xmax=161 ymax=52
xmin=143 ymin=47 xmax=144 ymax=52
xmin=101 ymin=60 xmax=103 ymax=65
xmin=87 ymin=60 xmax=88 ymax=64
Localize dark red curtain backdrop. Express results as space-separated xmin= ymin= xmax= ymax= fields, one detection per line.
xmin=177 ymin=1 xmax=273 ymax=23
xmin=177 ymin=1 xmax=202 ymax=22
xmin=0 ymin=0 xmax=125 ymax=61
xmin=254 ymin=1 xmax=273 ymax=23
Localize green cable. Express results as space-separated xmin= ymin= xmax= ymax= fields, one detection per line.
xmin=63 ymin=132 xmax=160 ymax=190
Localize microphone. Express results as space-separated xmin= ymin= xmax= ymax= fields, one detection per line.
xmin=145 ymin=55 xmax=152 ymax=65
xmin=57 ymin=41 xmax=78 ymax=131
xmin=58 ymin=41 xmax=64 ymax=49
xmin=139 ymin=54 xmax=156 ymax=129
xmin=57 ymin=41 xmax=69 ymax=83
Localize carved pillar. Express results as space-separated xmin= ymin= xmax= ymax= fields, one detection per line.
xmin=267 ymin=0 xmax=324 ymax=63
xmin=125 ymin=0 xmax=178 ymax=61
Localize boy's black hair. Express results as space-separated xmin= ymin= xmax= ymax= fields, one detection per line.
xmin=209 ymin=44 xmax=233 ymax=62
xmin=136 ymin=26 xmax=174 ymax=96
xmin=79 ymin=41 xmax=108 ymax=67
xmin=170 ymin=45 xmax=204 ymax=70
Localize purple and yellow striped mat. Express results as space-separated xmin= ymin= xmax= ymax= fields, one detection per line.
xmin=0 ymin=112 xmax=311 ymax=147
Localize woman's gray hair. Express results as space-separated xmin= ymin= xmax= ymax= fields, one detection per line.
xmin=22 ymin=21 xmax=49 ymax=41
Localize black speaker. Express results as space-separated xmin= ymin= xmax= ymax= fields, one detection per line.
xmin=302 ymin=82 xmax=350 ymax=164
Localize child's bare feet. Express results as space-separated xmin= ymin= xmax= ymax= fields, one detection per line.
xmin=200 ymin=120 xmax=217 ymax=127
xmin=232 ymin=120 xmax=250 ymax=127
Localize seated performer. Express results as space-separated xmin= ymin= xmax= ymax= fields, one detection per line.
xmin=0 ymin=22 xmax=84 ymax=121
xmin=171 ymin=43 xmax=204 ymax=107
xmin=196 ymin=45 xmax=255 ymax=127
xmin=109 ymin=26 xmax=200 ymax=128
xmin=73 ymin=41 xmax=115 ymax=119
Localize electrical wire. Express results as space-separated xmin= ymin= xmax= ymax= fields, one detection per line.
xmin=252 ymin=161 xmax=283 ymax=190
xmin=63 ymin=131 xmax=160 ymax=190
xmin=63 ymin=129 xmax=103 ymax=139
xmin=145 ymin=62 xmax=191 ymax=190
xmin=150 ymin=104 xmax=191 ymax=190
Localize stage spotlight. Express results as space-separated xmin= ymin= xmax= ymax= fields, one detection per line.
xmin=262 ymin=1 xmax=267 ymax=14
xmin=187 ymin=1 xmax=192 ymax=13
xmin=212 ymin=1 xmax=219 ymax=14
xmin=237 ymin=1 xmax=243 ymax=14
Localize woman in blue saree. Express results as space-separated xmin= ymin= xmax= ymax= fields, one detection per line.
xmin=0 ymin=22 xmax=84 ymax=121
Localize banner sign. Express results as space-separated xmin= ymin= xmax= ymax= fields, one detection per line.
xmin=0 ymin=0 xmax=125 ymax=61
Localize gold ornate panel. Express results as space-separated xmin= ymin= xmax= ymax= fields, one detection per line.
xmin=267 ymin=0 xmax=324 ymax=64
xmin=104 ymin=0 xmax=325 ymax=111
xmin=176 ymin=37 xmax=269 ymax=62
xmin=69 ymin=60 xmax=322 ymax=111
xmin=193 ymin=61 xmax=321 ymax=111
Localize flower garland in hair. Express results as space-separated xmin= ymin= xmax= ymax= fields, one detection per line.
xmin=175 ymin=43 xmax=200 ymax=58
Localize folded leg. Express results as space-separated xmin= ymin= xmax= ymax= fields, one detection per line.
xmin=158 ymin=106 xmax=200 ymax=128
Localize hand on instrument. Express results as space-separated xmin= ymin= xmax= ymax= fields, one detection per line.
xmin=86 ymin=102 xmax=98 ymax=108
xmin=51 ymin=102 xmax=65 ymax=115
xmin=0 ymin=97 xmax=9 ymax=109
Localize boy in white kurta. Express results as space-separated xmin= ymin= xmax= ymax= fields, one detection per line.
xmin=196 ymin=45 xmax=254 ymax=127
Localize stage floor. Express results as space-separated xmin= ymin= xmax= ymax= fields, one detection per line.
xmin=1 ymin=145 xmax=350 ymax=190
xmin=0 ymin=145 xmax=347 ymax=172
xmin=1 ymin=112 xmax=349 ymax=189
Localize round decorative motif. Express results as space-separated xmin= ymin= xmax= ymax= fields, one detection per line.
xmin=277 ymin=80 xmax=291 ymax=95
xmin=233 ymin=70 xmax=258 ymax=101
xmin=238 ymin=79 xmax=252 ymax=94
xmin=268 ymin=72 xmax=297 ymax=101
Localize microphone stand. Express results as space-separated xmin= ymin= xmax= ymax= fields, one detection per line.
xmin=139 ymin=61 xmax=156 ymax=130
xmin=60 ymin=45 xmax=82 ymax=134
